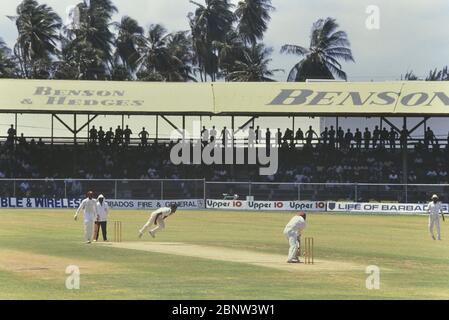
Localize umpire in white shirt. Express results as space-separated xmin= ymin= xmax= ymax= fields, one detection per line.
xmin=74 ymin=191 xmax=97 ymax=244
xmin=427 ymin=194 xmax=445 ymax=240
xmin=94 ymin=194 xmax=109 ymax=242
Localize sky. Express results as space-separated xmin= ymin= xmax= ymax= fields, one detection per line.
xmin=1 ymin=0 xmax=449 ymax=137
xmin=2 ymin=0 xmax=449 ymax=82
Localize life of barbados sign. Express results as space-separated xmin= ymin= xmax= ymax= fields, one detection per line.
xmin=2 ymin=80 xmax=449 ymax=115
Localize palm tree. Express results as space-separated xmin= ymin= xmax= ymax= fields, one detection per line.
xmin=0 ymin=38 xmax=17 ymax=78
xmin=226 ymin=44 xmax=281 ymax=81
xmin=425 ymin=67 xmax=449 ymax=81
xmin=188 ymin=0 xmax=235 ymax=81
xmin=213 ymin=30 xmax=245 ymax=75
xmin=13 ymin=0 xmax=61 ymax=78
xmin=61 ymin=0 xmax=117 ymax=79
xmin=114 ymin=16 xmax=144 ymax=73
xmin=137 ymin=24 xmax=195 ymax=81
xmin=402 ymin=70 xmax=419 ymax=81
xmin=281 ymin=17 xmax=354 ymax=82
xmin=235 ymin=0 xmax=274 ymax=45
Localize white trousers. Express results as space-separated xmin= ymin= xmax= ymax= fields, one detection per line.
xmin=284 ymin=230 xmax=299 ymax=261
xmin=140 ymin=212 xmax=166 ymax=235
xmin=429 ymin=215 xmax=441 ymax=239
xmin=84 ymin=220 xmax=94 ymax=242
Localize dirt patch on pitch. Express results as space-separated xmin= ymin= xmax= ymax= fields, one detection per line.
xmin=101 ymin=242 xmax=362 ymax=272
xmin=0 ymin=249 xmax=118 ymax=279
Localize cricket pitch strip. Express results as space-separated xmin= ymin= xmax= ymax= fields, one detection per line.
xmin=99 ymin=242 xmax=363 ymax=272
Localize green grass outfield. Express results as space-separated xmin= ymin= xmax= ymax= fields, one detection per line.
xmin=0 ymin=209 xmax=448 ymax=300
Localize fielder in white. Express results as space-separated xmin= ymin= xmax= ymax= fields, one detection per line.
xmin=283 ymin=212 xmax=307 ymax=263
xmin=427 ymin=194 xmax=445 ymax=240
xmin=74 ymin=191 xmax=98 ymax=244
xmin=138 ymin=204 xmax=178 ymax=238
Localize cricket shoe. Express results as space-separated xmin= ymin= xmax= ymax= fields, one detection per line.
xmin=138 ymin=231 xmax=144 ymax=239
xmin=149 ymin=230 xmax=155 ymax=238
xmin=287 ymin=259 xmax=300 ymax=264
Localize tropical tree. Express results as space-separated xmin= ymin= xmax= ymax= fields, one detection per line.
xmin=114 ymin=16 xmax=144 ymax=74
xmin=188 ymin=0 xmax=235 ymax=81
xmin=225 ymin=44 xmax=281 ymax=81
xmin=13 ymin=0 xmax=61 ymax=78
xmin=60 ymin=0 xmax=117 ymax=79
xmin=0 ymin=38 xmax=17 ymax=78
xmin=402 ymin=70 xmax=419 ymax=81
xmin=137 ymin=24 xmax=195 ymax=82
xmin=281 ymin=17 xmax=354 ymax=82
xmin=213 ymin=30 xmax=245 ymax=75
xmin=235 ymin=0 xmax=274 ymax=45
xmin=426 ymin=67 xmax=449 ymax=81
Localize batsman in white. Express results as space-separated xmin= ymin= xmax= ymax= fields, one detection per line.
xmin=74 ymin=191 xmax=98 ymax=244
xmin=427 ymin=194 xmax=445 ymax=240
xmin=283 ymin=212 xmax=307 ymax=263
xmin=138 ymin=203 xmax=178 ymax=238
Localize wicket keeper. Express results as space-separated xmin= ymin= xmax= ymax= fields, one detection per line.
xmin=138 ymin=203 xmax=178 ymax=238
xmin=428 ymin=194 xmax=445 ymax=240
xmin=283 ymin=212 xmax=307 ymax=263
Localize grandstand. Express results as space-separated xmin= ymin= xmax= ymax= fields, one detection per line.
xmin=1 ymin=79 xmax=449 ymax=203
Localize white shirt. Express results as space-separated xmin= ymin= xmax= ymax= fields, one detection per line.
xmin=76 ymin=198 xmax=97 ymax=221
xmin=152 ymin=207 xmax=172 ymax=218
xmin=284 ymin=215 xmax=306 ymax=234
xmin=428 ymin=201 xmax=442 ymax=216
xmin=96 ymin=201 xmax=109 ymax=222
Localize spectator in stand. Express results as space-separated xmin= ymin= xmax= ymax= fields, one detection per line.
xmin=7 ymin=125 xmax=16 ymax=146
xmin=344 ymin=129 xmax=353 ymax=149
xmin=124 ymin=125 xmax=132 ymax=145
xmin=305 ymin=126 xmax=318 ymax=145
xmin=328 ymin=126 xmax=336 ymax=148
xmin=276 ymin=129 xmax=282 ymax=147
xmin=363 ymin=128 xmax=371 ymax=149
xmin=380 ymin=127 xmax=389 ymax=148
xmin=372 ymin=126 xmax=380 ymax=148
xmin=336 ymin=127 xmax=344 ymax=149
xmin=18 ymin=133 xmax=27 ymax=146
xmin=266 ymin=128 xmax=271 ymax=146
xmin=139 ymin=127 xmax=149 ymax=147
xmin=424 ymin=127 xmax=436 ymax=148
xmin=106 ymin=128 xmax=114 ymax=145
xmin=389 ymin=128 xmax=398 ymax=150
xmin=400 ymin=126 xmax=408 ymax=148
xmin=210 ymin=126 xmax=217 ymax=143
xmin=89 ymin=126 xmax=98 ymax=144
xmin=201 ymin=126 xmax=209 ymax=145
xmin=354 ymin=128 xmax=362 ymax=149
xmin=295 ymin=128 xmax=304 ymax=145
xmin=321 ymin=127 xmax=329 ymax=145
xmin=220 ymin=127 xmax=231 ymax=147
xmin=115 ymin=126 xmax=123 ymax=145
xmin=98 ymin=126 xmax=105 ymax=146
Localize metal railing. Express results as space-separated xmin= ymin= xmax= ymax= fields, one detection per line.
xmin=1 ymin=179 xmax=448 ymax=204
xmin=204 ymin=181 xmax=449 ymax=203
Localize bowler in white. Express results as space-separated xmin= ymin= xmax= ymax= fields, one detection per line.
xmin=74 ymin=191 xmax=98 ymax=244
xmin=138 ymin=203 xmax=178 ymax=238
xmin=283 ymin=212 xmax=307 ymax=263
xmin=427 ymin=194 xmax=445 ymax=240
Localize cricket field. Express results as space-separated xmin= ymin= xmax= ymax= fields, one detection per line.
xmin=0 ymin=209 xmax=448 ymax=300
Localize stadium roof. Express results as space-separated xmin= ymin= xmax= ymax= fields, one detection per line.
xmin=1 ymin=79 xmax=449 ymax=117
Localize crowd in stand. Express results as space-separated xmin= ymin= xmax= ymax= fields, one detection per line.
xmin=2 ymin=124 xmax=449 ymax=187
